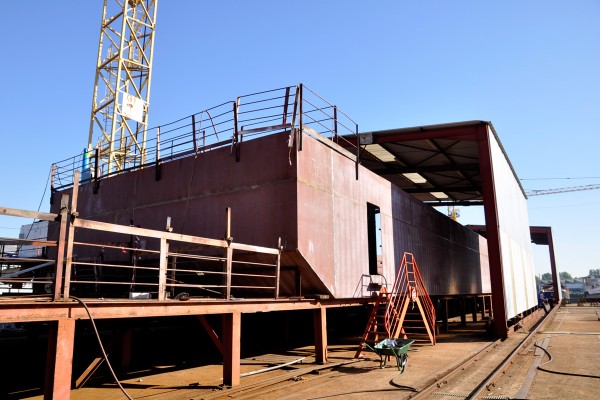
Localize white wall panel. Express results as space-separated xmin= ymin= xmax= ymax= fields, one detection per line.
xmin=489 ymin=128 xmax=537 ymax=318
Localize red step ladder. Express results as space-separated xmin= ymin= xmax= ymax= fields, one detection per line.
xmin=355 ymin=252 xmax=436 ymax=357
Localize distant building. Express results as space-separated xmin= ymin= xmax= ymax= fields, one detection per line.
xmin=18 ymin=220 xmax=48 ymax=258
xmin=563 ymin=279 xmax=584 ymax=295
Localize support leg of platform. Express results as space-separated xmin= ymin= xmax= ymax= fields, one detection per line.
xmin=442 ymin=299 xmax=449 ymax=332
xmin=314 ymin=307 xmax=328 ymax=364
xmin=472 ymin=297 xmax=478 ymax=322
xmin=460 ymin=297 xmax=467 ymax=327
xmin=121 ymin=327 xmax=132 ymax=369
xmin=223 ymin=312 xmax=241 ymax=387
xmin=44 ymin=319 xmax=75 ymax=400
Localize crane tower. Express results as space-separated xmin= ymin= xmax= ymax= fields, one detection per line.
xmin=87 ymin=0 xmax=157 ymax=175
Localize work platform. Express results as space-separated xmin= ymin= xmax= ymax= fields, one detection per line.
xmin=5 ymin=303 xmax=594 ymax=399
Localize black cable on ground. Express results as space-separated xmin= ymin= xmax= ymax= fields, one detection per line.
xmin=71 ymin=296 xmax=134 ymax=399
xmin=534 ymin=339 xmax=600 ymax=379
xmin=388 ymin=376 xmax=420 ymax=392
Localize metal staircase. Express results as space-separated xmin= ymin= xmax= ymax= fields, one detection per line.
xmin=355 ymin=252 xmax=435 ymax=357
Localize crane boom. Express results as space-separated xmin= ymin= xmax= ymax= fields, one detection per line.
xmin=526 ymin=184 xmax=600 ymax=197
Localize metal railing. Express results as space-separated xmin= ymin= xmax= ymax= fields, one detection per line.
xmin=1 ymin=172 xmax=282 ymax=301
xmin=51 ymin=84 xmax=360 ymax=191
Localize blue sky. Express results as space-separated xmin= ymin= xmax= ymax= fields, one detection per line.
xmin=1 ymin=1 xmax=598 ymax=278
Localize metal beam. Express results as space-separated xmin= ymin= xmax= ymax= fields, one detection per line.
xmin=314 ymin=307 xmax=328 ymax=363
xmin=0 ymin=298 xmax=371 ymax=323
xmin=477 ymin=125 xmax=508 ymax=339
xmin=44 ymin=319 xmax=76 ymax=400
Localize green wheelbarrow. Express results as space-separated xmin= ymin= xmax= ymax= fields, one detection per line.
xmin=362 ymin=338 xmax=414 ymax=372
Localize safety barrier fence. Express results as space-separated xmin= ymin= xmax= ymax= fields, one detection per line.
xmin=52 ymin=84 xmax=359 ymax=191
xmin=0 ymin=172 xmax=281 ymax=301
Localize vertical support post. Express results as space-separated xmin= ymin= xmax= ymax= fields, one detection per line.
xmin=275 ymin=237 xmax=281 ymax=299
xmin=546 ymin=228 xmax=560 ymax=304
xmin=94 ymin=148 xmax=99 ymax=180
xmin=169 ymin=256 xmax=177 ymax=299
xmin=333 ymin=105 xmax=338 ymax=142
xmin=298 ymin=84 xmax=303 ymax=151
xmin=224 ymin=207 xmax=233 ymax=299
xmin=442 ymin=298 xmax=449 ymax=332
xmin=460 ymin=297 xmax=467 ymax=327
xmin=481 ymin=295 xmax=489 ymax=320
xmin=222 ymin=312 xmax=241 ymax=387
xmin=53 ymin=194 xmax=70 ymax=301
xmin=314 ymin=307 xmax=328 ymax=364
xmin=158 ymin=238 xmax=168 ymax=300
xmin=44 ymin=319 xmax=76 ymax=400
xmin=477 ymin=124 xmax=508 ymax=338
xmin=63 ymin=171 xmax=80 ymax=300
xmin=355 ymin=123 xmax=360 ymax=180
xmin=288 ymin=85 xmax=300 ymax=150
xmin=192 ymin=114 xmax=198 ymax=153
xmin=156 ymin=126 xmax=161 ymax=162
xmin=232 ymin=100 xmax=239 ymax=152
xmin=121 ymin=327 xmax=132 ymax=369
xmin=472 ymin=297 xmax=478 ymax=322
xmin=50 ymin=164 xmax=56 ymax=205
xmin=282 ymin=86 xmax=290 ymax=126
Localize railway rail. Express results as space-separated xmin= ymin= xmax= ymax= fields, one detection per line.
xmin=410 ymin=307 xmax=559 ymax=399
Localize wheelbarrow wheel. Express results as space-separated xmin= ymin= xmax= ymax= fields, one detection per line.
xmin=398 ymin=353 xmax=408 ymax=373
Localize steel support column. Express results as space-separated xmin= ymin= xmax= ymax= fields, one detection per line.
xmin=44 ymin=319 xmax=76 ymax=400
xmin=314 ymin=307 xmax=328 ymax=363
xmin=223 ymin=312 xmax=241 ymax=386
xmin=546 ymin=228 xmax=560 ymax=303
xmin=121 ymin=327 xmax=132 ymax=369
xmin=477 ymin=125 xmax=508 ymax=338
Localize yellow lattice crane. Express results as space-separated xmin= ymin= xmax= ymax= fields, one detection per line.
xmin=87 ymin=0 xmax=158 ymax=175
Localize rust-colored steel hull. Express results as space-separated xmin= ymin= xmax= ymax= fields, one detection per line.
xmin=52 ymin=131 xmax=490 ymax=298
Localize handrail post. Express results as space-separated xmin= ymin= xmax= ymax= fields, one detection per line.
xmin=158 ymin=238 xmax=169 ymax=300
xmin=298 ymin=83 xmax=303 ymax=151
xmin=224 ymin=207 xmax=233 ymax=299
xmin=53 ymin=194 xmax=70 ymax=301
xmin=355 ymin=123 xmax=360 ymax=180
xmin=62 ymin=171 xmax=80 ymax=300
xmin=275 ymin=237 xmax=281 ymax=299
xmin=156 ymin=126 xmax=161 ymax=162
xmin=50 ymin=164 xmax=56 ymax=205
xmin=333 ymin=105 xmax=338 ymax=142
xmin=155 ymin=126 xmax=162 ymax=181
xmin=232 ymin=101 xmax=239 ymax=149
xmin=192 ymin=114 xmax=198 ymax=153
xmin=94 ymin=148 xmax=99 ymax=181
xmin=282 ymin=86 xmax=290 ymax=126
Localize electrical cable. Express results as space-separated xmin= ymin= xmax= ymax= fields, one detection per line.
xmin=388 ymin=375 xmax=420 ymax=392
xmin=71 ymin=296 xmax=134 ymax=399
xmin=534 ymin=339 xmax=600 ymax=379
